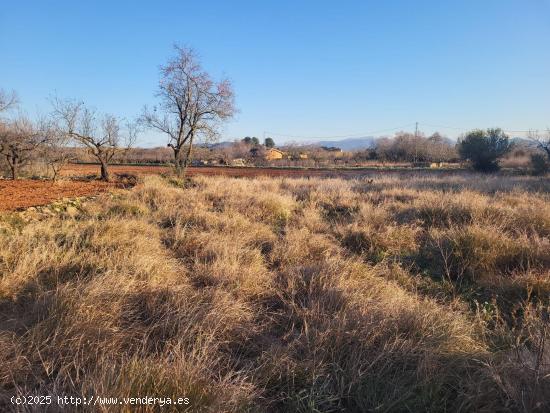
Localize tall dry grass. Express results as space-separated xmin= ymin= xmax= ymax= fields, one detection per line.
xmin=0 ymin=172 xmax=549 ymax=412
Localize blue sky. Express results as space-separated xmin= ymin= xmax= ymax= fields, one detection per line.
xmin=1 ymin=0 xmax=549 ymax=146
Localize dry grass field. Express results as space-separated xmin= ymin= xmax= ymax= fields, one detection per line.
xmin=1 ymin=172 xmax=549 ymax=412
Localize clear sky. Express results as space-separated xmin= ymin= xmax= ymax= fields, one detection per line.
xmin=1 ymin=0 xmax=549 ymax=146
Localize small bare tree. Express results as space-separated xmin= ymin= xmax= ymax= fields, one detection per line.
xmin=141 ymin=46 xmax=235 ymax=176
xmin=40 ymin=120 xmax=75 ymax=182
xmin=0 ymin=117 xmax=46 ymax=179
xmin=53 ymin=99 xmax=137 ymax=181
xmin=529 ymin=129 xmax=550 ymax=160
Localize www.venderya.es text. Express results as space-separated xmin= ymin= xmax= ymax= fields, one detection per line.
xmin=11 ymin=395 xmax=190 ymax=408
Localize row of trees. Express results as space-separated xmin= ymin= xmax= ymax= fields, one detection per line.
xmin=222 ymin=131 xmax=550 ymax=173
xmin=0 ymin=95 xmax=137 ymax=181
xmin=368 ymin=128 xmax=549 ymax=173
xmin=374 ymin=132 xmax=457 ymax=163
xmin=0 ymin=46 xmax=236 ymax=181
xmin=241 ymin=137 xmax=275 ymax=148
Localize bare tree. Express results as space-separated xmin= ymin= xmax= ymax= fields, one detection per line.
xmin=0 ymin=89 xmax=18 ymax=114
xmin=53 ymin=99 xmax=137 ymax=181
xmin=141 ymin=46 xmax=235 ymax=176
xmin=40 ymin=120 xmax=75 ymax=181
xmin=529 ymin=130 xmax=550 ymax=160
xmin=426 ymin=132 xmax=457 ymax=163
xmin=374 ymin=131 xmax=456 ymax=163
xmin=0 ymin=117 xmax=46 ymax=179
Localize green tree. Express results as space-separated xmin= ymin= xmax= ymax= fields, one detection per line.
xmin=458 ymin=128 xmax=511 ymax=172
xmin=251 ymin=136 xmax=260 ymax=145
xmin=242 ymin=136 xmax=252 ymax=144
xmin=530 ymin=153 xmax=549 ymax=176
xmin=264 ymin=137 xmax=275 ymax=148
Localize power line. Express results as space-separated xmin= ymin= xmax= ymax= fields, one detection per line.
xmin=263 ymin=123 xmax=416 ymax=140
xmin=421 ymin=122 xmax=538 ymax=134
xmin=251 ymin=122 xmax=544 ymax=143
xmin=414 ymin=121 xmax=419 ymax=163
xmin=421 ymin=123 xmax=468 ymax=131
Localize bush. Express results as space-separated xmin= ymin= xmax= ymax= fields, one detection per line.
xmin=458 ymin=128 xmax=511 ymax=172
xmin=530 ymin=153 xmax=549 ymax=176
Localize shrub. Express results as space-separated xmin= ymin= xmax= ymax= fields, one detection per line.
xmin=530 ymin=153 xmax=549 ymax=176
xmin=458 ymin=128 xmax=511 ymax=172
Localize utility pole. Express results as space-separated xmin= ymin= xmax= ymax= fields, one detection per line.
xmin=414 ymin=122 xmax=418 ymax=164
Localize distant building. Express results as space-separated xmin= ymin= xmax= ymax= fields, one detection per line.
xmin=264 ymin=148 xmax=285 ymax=161
xmin=288 ymin=152 xmax=308 ymax=160
xmin=231 ymin=158 xmax=246 ymax=166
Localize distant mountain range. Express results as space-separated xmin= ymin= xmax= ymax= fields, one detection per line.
xmin=308 ymin=136 xmax=377 ymax=150
xmin=206 ymin=141 xmax=234 ymax=149
xmin=207 ymin=137 xmax=378 ymax=151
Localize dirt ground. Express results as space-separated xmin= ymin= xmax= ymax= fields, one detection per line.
xmin=0 ymin=180 xmax=112 ymax=211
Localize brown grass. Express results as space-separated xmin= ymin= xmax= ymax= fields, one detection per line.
xmin=1 ymin=172 xmax=549 ymax=412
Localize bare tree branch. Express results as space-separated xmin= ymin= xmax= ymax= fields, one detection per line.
xmin=0 ymin=89 xmax=18 ymax=114
xmin=528 ymin=129 xmax=550 ymax=160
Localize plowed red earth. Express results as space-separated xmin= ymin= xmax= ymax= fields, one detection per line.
xmin=0 ymin=180 xmax=111 ymax=211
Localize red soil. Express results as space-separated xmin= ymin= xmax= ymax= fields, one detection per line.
xmin=0 ymin=180 xmax=112 ymax=211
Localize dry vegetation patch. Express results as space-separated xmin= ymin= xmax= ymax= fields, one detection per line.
xmin=1 ymin=172 xmax=549 ymax=412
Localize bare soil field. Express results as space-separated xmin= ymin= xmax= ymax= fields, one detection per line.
xmin=0 ymin=179 xmax=112 ymax=211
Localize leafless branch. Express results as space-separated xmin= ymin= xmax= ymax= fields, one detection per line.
xmin=0 ymin=89 xmax=18 ymax=114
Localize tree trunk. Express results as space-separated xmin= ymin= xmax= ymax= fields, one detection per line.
xmin=7 ymin=154 xmax=17 ymax=180
xmin=9 ymin=163 xmax=16 ymax=180
xmin=51 ymin=166 xmax=59 ymax=182
xmin=182 ymin=137 xmax=194 ymax=179
xmin=172 ymin=147 xmax=183 ymax=176
xmin=99 ymin=159 xmax=110 ymax=182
